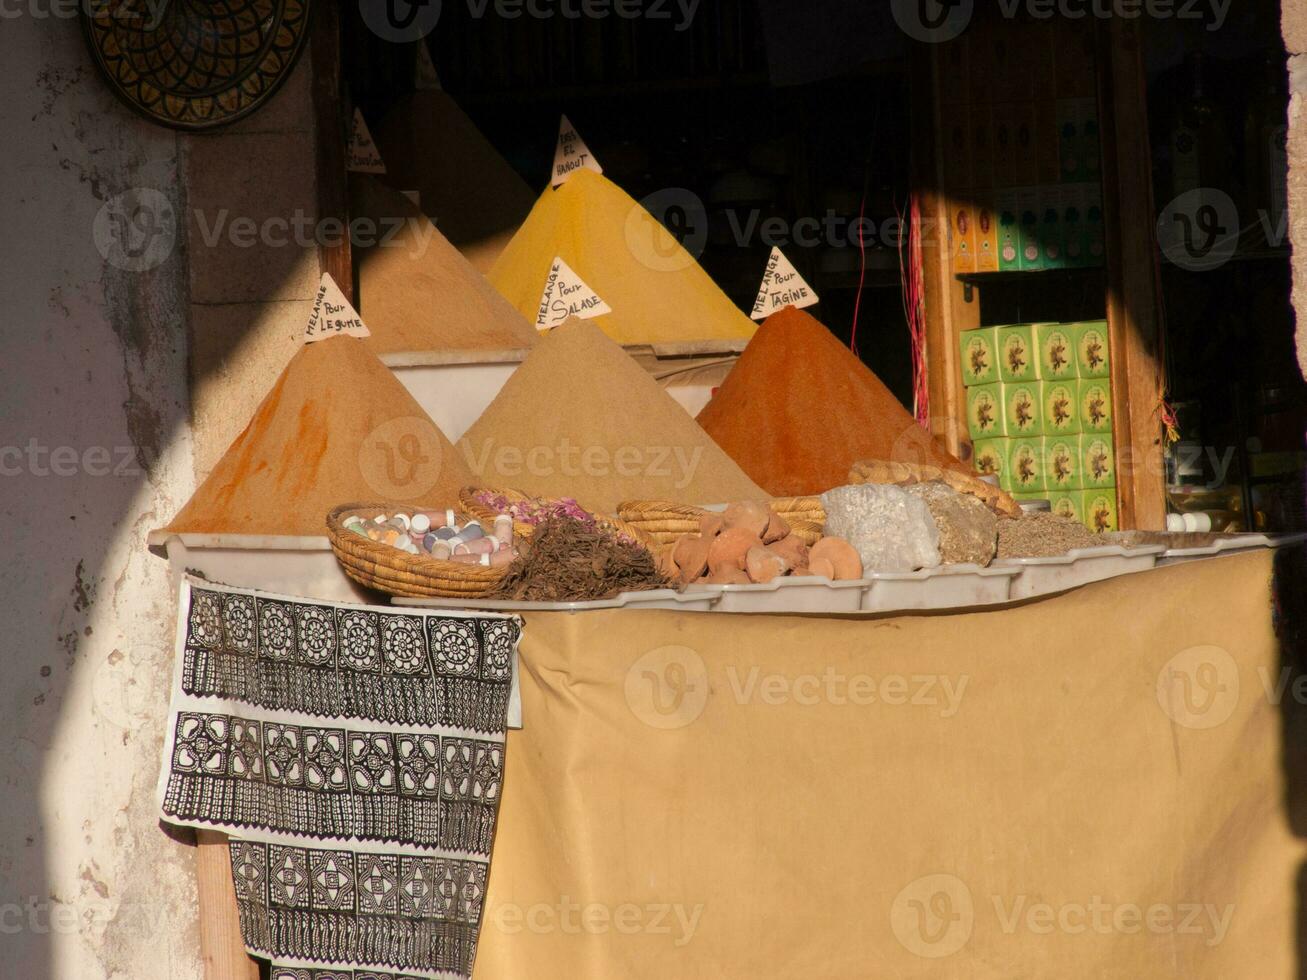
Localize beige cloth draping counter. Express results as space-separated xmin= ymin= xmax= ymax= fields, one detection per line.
xmin=474 ymin=551 xmax=1306 ymax=978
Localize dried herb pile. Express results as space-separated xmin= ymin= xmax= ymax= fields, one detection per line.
xmin=488 ymin=516 xmax=669 ymax=602
xmin=996 ymin=512 xmax=1097 ymax=559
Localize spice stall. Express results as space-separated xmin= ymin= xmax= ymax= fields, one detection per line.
xmin=125 ymin=3 xmax=1307 ymax=978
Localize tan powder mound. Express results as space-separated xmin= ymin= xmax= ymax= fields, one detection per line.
xmin=161 ymin=336 xmax=474 ymax=537
xmin=373 ymin=91 xmax=536 ymax=275
xmin=458 ymin=319 xmax=767 ymax=514
xmin=697 ymin=306 xmax=968 ymax=497
xmin=349 ymin=174 xmax=538 ymax=355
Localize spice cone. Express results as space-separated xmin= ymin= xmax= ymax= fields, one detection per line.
xmin=159 ymin=336 xmax=473 ymax=537
xmin=697 ymin=306 xmax=968 ymax=496
xmin=488 ymin=169 xmax=757 ymax=346
xmin=350 ymin=174 xmax=538 ymax=355
xmin=458 ymin=319 xmax=767 ymax=513
xmin=372 ymin=91 xmax=535 ymax=274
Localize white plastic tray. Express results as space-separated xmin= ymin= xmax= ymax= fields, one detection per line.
xmin=1157 ymin=532 xmax=1307 ymax=566
xmin=862 ymin=564 xmax=1020 ymax=613
xmin=147 ymin=532 xmax=371 ymax=603
xmin=700 ymin=576 xmax=868 ymax=614
xmin=997 ymin=545 xmax=1165 ymax=600
xmin=396 ymin=588 xmax=719 ymax=614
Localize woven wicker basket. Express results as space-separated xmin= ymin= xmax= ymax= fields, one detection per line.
xmin=617 ymin=499 xmax=827 ymax=547
xmin=327 ymin=504 xmax=509 ymax=599
xmin=459 ymin=487 xmax=656 ymax=550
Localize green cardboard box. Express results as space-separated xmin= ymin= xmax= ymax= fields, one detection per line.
xmin=1081 ymin=435 xmax=1116 ymax=489
xmin=1039 ymin=188 xmax=1065 ymax=269
xmin=1081 ymin=487 xmax=1118 ymax=533
xmin=967 ymin=383 xmax=1006 ymax=441
xmin=1057 ymin=100 xmax=1081 ymax=181
xmin=1080 ymin=103 xmax=1101 ymax=182
xmin=1008 ymin=437 xmax=1047 ymax=493
xmin=959 ymin=327 xmax=1000 ymax=387
xmin=1004 ymin=381 xmax=1043 ymax=436
xmin=1017 ymin=186 xmax=1044 ymax=271
xmin=1078 ymin=378 xmax=1112 ymax=434
xmin=1050 ymin=492 xmax=1082 ymax=523
xmin=972 ymin=438 xmax=1008 ymax=484
xmin=1062 ymin=192 xmax=1085 ymax=268
xmin=996 ymin=190 xmax=1022 ymax=271
xmin=1045 ymin=436 xmax=1082 ymax=492
xmin=1074 ymin=320 xmax=1110 ymax=378
xmin=1034 ymin=322 xmax=1077 ymax=381
xmin=1085 ymin=184 xmax=1105 ymax=266
xmin=1042 ymin=380 xmax=1081 ymax=435
xmin=997 ymin=324 xmax=1037 ymax=383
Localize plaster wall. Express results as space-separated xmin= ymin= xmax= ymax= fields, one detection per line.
xmin=0 ymin=15 xmax=199 ymax=980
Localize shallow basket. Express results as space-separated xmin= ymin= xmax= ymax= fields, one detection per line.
xmin=459 ymin=487 xmax=656 ymax=550
xmin=617 ymin=498 xmax=827 ymax=547
xmin=327 ymin=503 xmax=509 ymax=599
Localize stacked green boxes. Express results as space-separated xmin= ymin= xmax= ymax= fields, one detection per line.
xmin=961 ymin=320 xmax=1118 ymax=533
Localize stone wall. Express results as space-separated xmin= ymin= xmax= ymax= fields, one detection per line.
xmin=0 ymin=15 xmax=321 ymax=979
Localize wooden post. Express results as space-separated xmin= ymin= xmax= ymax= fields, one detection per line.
xmin=195 ymin=831 xmax=259 ymax=980
xmin=1096 ymin=19 xmax=1168 ymax=529
xmin=312 ymin=0 xmax=352 ymax=300
xmin=915 ymin=44 xmax=978 ymax=461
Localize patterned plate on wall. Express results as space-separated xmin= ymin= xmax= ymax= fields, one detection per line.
xmin=81 ymin=0 xmax=313 ymax=131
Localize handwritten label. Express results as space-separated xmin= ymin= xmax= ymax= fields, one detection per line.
xmin=750 ymin=246 xmax=819 ymax=320
xmin=348 ymin=109 xmax=386 ymax=174
xmin=535 ymin=256 xmax=611 ymax=330
xmin=305 ymin=273 xmax=372 ymax=343
xmin=551 ymin=115 xmax=603 ymax=188
xmin=415 ymin=42 xmax=442 ymax=91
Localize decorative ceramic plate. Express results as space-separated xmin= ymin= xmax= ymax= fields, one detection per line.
xmin=81 ymin=0 xmax=313 ymax=131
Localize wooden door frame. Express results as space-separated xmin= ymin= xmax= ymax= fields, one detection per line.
xmin=917 ymin=22 xmax=1168 ymax=529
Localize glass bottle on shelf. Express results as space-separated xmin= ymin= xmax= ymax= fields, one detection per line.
xmin=1167 ymin=52 xmax=1233 ymax=203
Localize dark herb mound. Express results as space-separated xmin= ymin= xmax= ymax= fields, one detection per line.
xmin=488 ymin=516 xmax=670 ymax=602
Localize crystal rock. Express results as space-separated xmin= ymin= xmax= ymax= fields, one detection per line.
xmin=820 ymin=484 xmax=941 ymax=573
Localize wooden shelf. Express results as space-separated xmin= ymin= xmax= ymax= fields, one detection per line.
xmin=954 ymin=266 xmax=1107 ymax=302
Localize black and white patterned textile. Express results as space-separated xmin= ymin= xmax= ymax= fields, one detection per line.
xmin=158 ymin=579 xmax=522 ymax=980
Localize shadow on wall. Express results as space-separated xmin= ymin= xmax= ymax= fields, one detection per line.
xmin=0 ymin=14 xmax=321 ymax=980
xmin=0 ymin=31 xmax=196 ymax=980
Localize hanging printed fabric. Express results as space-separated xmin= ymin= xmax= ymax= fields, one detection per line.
xmin=157 ymin=579 xmax=522 ymax=980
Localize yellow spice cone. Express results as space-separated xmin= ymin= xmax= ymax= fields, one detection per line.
xmin=489 ymin=169 xmax=757 ymax=346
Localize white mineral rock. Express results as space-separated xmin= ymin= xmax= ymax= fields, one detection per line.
xmin=820 ymin=483 xmax=942 ymax=572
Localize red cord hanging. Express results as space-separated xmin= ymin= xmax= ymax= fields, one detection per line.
xmin=899 ymin=193 xmax=930 ymax=427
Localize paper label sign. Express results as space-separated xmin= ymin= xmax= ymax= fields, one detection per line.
xmin=535 ymin=256 xmax=611 ymax=330
xmin=348 ymin=109 xmax=386 ymax=174
xmin=751 ymin=246 xmax=819 ymax=320
xmin=551 ymin=115 xmax=602 ymax=188
xmin=305 ymin=273 xmax=372 ymax=343
xmin=415 ymin=42 xmax=442 ymax=91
